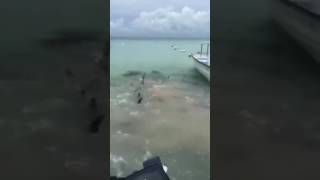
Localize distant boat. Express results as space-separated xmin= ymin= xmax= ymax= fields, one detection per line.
xmin=272 ymin=0 xmax=320 ymax=63
xmin=189 ymin=43 xmax=210 ymax=81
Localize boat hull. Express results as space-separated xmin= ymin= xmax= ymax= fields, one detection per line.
xmin=272 ymin=0 xmax=320 ymax=63
xmin=192 ymin=57 xmax=210 ymax=81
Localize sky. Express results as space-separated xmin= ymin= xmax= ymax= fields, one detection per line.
xmin=110 ymin=0 xmax=210 ymax=38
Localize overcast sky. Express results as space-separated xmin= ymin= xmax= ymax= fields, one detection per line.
xmin=110 ymin=0 xmax=210 ymax=38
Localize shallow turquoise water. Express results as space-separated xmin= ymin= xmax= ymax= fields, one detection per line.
xmin=110 ymin=39 xmax=210 ymax=180
xmin=110 ymin=39 xmax=210 ymax=76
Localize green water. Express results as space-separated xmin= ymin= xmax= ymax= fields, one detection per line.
xmin=110 ymin=39 xmax=210 ymax=180
xmin=110 ymin=39 xmax=211 ymax=77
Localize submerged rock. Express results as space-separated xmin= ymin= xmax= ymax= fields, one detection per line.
xmin=149 ymin=70 xmax=169 ymax=82
xmin=123 ymin=70 xmax=169 ymax=81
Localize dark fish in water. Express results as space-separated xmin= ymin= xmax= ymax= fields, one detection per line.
xmin=149 ymin=70 xmax=168 ymax=82
xmin=123 ymin=70 xmax=168 ymax=81
xmin=151 ymin=70 xmax=161 ymax=74
xmin=123 ymin=70 xmax=171 ymax=104
xmin=133 ymin=87 xmax=143 ymax=104
xmin=136 ymin=75 xmax=144 ymax=104
xmin=122 ymin=70 xmax=144 ymax=77
xmin=132 ymin=73 xmax=145 ymax=104
xmin=137 ymin=97 xmax=143 ymax=104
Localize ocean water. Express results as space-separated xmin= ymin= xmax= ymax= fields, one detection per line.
xmin=110 ymin=39 xmax=210 ymax=180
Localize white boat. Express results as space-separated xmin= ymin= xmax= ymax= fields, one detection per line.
xmin=190 ymin=43 xmax=210 ymax=81
xmin=272 ymin=0 xmax=320 ymax=63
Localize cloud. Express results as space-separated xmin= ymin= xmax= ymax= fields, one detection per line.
xmin=110 ymin=6 xmax=210 ymax=38
xmin=110 ymin=18 xmax=134 ymax=36
xmin=111 ymin=0 xmax=210 ymax=20
xmin=110 ymin=18 xmax=124 ymax=29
